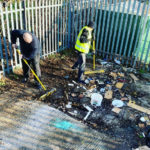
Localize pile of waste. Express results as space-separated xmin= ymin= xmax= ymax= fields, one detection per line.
xmin=48 ymin=59 xmax=150 ymax=148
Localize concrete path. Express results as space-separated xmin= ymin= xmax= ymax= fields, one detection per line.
xmin=0 ymin=92 xmax=131 ymax=150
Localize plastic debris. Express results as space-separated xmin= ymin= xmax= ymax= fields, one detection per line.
xmin=83 ymin=105 xmax=93 ymax=120
xmin=91 ymin=93 xmax=103 ymax=107
xmin=114 ymin=58 xmax=121 ymax=64
xmin=68 ymin=83 xmax=74 ymax=87
xmin=66 ymin=102 xmax=72 ymax=108
xmin=112 ymin=99 xmax=124 ymax=107
xmin=100 ymin=88 xmax=105 ymax=93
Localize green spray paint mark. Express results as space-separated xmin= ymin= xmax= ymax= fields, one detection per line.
xmin=50 ymin=119 xmax=82 ymax=132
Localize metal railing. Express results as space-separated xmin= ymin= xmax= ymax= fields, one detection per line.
xmin=0 ymin=0 xmax=70 ymax=77
xmin=70 ymin=0 xmax=150 ymax=71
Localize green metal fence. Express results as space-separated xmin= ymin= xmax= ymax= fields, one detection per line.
xmin=70 ymin=0 xmax=150 ymax=71
xmin=0 ymin=0 xmax=150 ymax=78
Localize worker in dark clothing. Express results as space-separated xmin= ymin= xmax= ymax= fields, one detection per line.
xmin=11 ymin=30 xmax=41 ymax=89
xmin=72 ymin=21 xmax=95 ymax=84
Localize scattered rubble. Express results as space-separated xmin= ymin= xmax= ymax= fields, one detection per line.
xmin=45 ymin=59 xmax=150 ymax=149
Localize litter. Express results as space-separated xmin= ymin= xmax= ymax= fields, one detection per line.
xmin=68 ymin=83 xmax=74 ymax=87
xmin=104 ymin=90 xmax=113 ymax=99
xmin=91 ymin=93 xmax=103 ymax=107
xmin=83 ymin=105 xmax=93 ymax=121
xmin=66 ymin=102 xmax=72 ymax=108
xmin=112 ymin=99 xmax=124 ymax=107
xmin=112 ymin=107 xmax=121 ymax=114
xmin=114 ymin=58 xmax=121 ymax=65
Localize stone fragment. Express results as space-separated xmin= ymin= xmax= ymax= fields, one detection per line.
xmin=115 ymin=82 xmax=124 ymax=89
xmin=110 ymin=72 xmax=117 ymax=79
xmin=104 ymin=90 xmax=113 ymax=99
xmin=112 ymin=107 xmax=121 ymax=114
xmin=130 ymin=73 xmax=139 ymax=82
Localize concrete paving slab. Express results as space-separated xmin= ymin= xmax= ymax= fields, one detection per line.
xmin=0 ymin=100 xmax=131 ymax=150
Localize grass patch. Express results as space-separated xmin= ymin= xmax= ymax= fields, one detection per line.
xmin=139 ymin=69 xmax=148 ymax=74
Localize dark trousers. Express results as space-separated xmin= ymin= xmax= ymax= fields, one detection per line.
xmin=72 ymin=51 xmax=86 ymax=81
xmin=21 ymin=53 xmax=41 ymax=81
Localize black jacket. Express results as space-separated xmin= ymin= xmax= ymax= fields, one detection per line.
xmin=11 ymin=30 xmax=41 ymax=59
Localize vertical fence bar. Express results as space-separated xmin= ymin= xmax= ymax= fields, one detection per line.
xmin=96 ymin=0 xmax=103 ymax=53
xmin=87 ymin=0 xmax=91 ymax=25
xmin=91 ymin=0 xmax=95 ymax=21
xmin=0 ymin=36 xmax=5 ymax=76
xmin=62 ymin=2 xmax=65 ymax=50
xmin=15 ymin=2 xmax=19 ymax=29
xmin=59 ymin=0 xmax=62 ymax=51
xmin=15 ymin=1 xmax=21 ymax=65
xmin=123 ymin=0 xmax=137 ymax=64
xmin=79 ymin=0 xmax=82 ymax=31
xmin=115 ymin=0 xmax=126 ymax=55
xmin=55 ymin=0 xmax=58 ymax=52
xmin=95 ymin=0 xmax=100 ymax=30
xmin=139 ymin=19 xmax=150 ymax=66
xmin=83 ymin=0 xmax=86 ymax=26
xmin=68 ymin=0 xmax=71 ymax=48
xmin=51 ymin=0 xmax=53 ymax=53
xmin=51 ymin=0 xmax=54 ymax=53
xmin=110 ymin=0 xmax=121 ymax=57
xmin=42 ymin=0 xmax=45 ymax=57
xmin=39 ymin=0 xmax=42 ymax=51
xmin=5 ymin=6 xmax=13 ymax=69
xmin=119 ymin=0 xmax=131 ymax=58
xmin=27 ymin=0 xmax=31 ymax=31
xmin=75 ymin=0 xmax=79 ymax=41
xmin=71 ymin=1 xmax=75 ymax=46
xmin=103 ymin=0 xmax=112 ymax=58
xmin=24 ymin=0 xmax=28 ymax=30
xmin=94 ymin=0 xmax=100 ymax=55
xmin=10 ymin=3 xmax=14 ymax=30
xmin=45 ymin=0 xmax=48 ymax=56
xmin=133 ymin=2 xmax=150 ymax=68
xmin=0 ymin=3 xmax=9 ymax=73
xmin=66 ymin=0 xmax=68 ymax=48
xmin=99 ymin=0 xmax=108 ymax=56
xmin=10 ymin=2 xmax=17 ymax=66
xmin=57 ymin=0 xmax=60 ymax=52
xmin=49 ymin=0 xmax=52 ymax=54
xmin=107 ymin=0 xmax=117 ymax=59
xmin=19 ymin=1 xmax=23 ymax=29
xmin=31 ymin=0 xmax=34 ymax=32
xmin=131 ymin=2 xmax=147 ymax=64
xmin=35 ymin=0 xmax=38 ymax=37
xmin=126 ymin=1 xmax=141 ymax=65
xmin=22 ymin=0 xmax=26 ymax=30
xmin=143 ymin=42 xmax=150 ymax=70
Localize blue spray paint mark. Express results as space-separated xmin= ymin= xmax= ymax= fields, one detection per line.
xmin=50 ymin=119 xmax=82 ymax=132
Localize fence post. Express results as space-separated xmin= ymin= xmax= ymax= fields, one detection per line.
xmin=68 ymin=0 xmax=71 ymax=48
xmin=22 ymin=0 xmax=26 ymax=30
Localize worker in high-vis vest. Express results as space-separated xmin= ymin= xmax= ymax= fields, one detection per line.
xmin=72 ymin=21 xmax=95 ymax=84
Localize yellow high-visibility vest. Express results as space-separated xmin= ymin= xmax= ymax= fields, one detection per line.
xmin=75 ymin=26 xmax=93 ymax=54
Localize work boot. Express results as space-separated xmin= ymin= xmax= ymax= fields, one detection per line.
xmin=22 ymin=78 xmax=28 ymax=83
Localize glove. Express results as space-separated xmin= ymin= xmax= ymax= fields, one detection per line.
xmin=12 ymin=44 xmax=18 ymax=49
xmin=92 ymin=51 xmax=96 ymax=55
xmin=22 ymin=55 xmax=29 ymax=60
